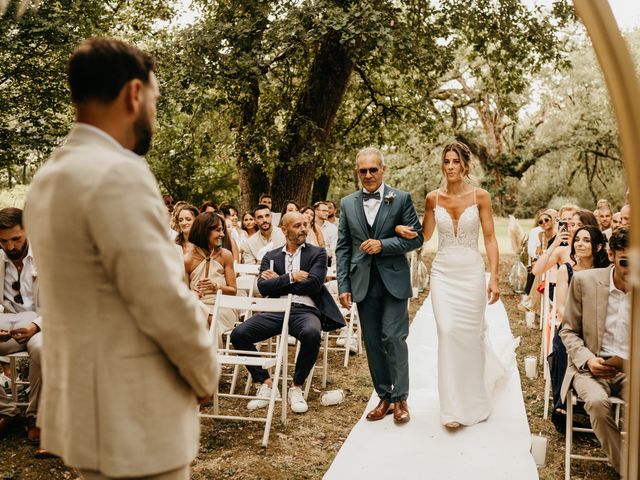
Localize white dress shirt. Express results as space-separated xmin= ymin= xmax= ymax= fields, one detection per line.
xmin=319 ymin=220 xmax=338 ymax=252
xmin=527 ymin=226 xmax=542 ymax=262
xmin=363 ymin=183 xmax=385 ymax=227
xmin=3 ymin=244 xmax=36 ymax=313
xmin=600 ymin=267 xmax=630 ymax=359
xmin=282 ymin=243 xmax=316 ymax=309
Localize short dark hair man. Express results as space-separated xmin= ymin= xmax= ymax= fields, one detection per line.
xmin=241 ymin=204 xmax=285 ymax=264
xmin=24 ymin=37 xmax=218 ymax=480
xmin=560 ymin=227 xmax=630 ymax=475
xmin=230 ymin=212 xmax=344 ymax=413
xmin=0 ymin=208 xmax=43 ymax=446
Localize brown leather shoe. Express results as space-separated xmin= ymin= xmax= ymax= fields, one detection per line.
xmin=393 ymin=400 xmax=410 ymax=424
xmin=0 ymin=414 xmax=20 ymax=438
xmin=366 ymin=399 xmax=394 ymax=421
xmin=26 ymin=416 xmax=40 ymax=444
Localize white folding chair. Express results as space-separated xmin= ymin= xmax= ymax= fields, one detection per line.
xmin=234 ymin=262 xmax=260 ymax=276
xmin=0 ymin=351 xmax=30 ymax=406
xmin=227 ymin=275 xmax=256 ymax=394
xmin=200 ymin=292 xmax=292 ymax=447
xmin=564 ymin=388 xmax=625 ymax=479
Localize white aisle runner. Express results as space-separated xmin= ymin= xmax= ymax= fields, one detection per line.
xmin=325 ymin=296 xmax=538 ymax=480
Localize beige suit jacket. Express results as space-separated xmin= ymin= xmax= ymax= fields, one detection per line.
xmin=24 ymin=124 xmax=219 ymax=477
xmin=559 ymin=265 xmax=614 ymax=401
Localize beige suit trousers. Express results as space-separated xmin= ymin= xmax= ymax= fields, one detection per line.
xmin=572 ymin=370 xmax=626 ymax=474
xmin=80 ymin=465 xmax=189 ymax=480
xmin=0 ymin=329 xmax=42 ymax=418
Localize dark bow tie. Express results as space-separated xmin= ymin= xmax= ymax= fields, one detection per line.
xmin=362 ymin=191 xmax=381 ymax=201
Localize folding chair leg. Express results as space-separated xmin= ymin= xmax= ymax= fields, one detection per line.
xmin=322 ymin=332 xmax=329 ymax=389
xmin=303 ymin=365 xmax=313 ymax=400
xmin=344 ymin=322 xmax=354 ymax=368
xmin=10 ymin=357 xmax=18 ymax=403
xmin=565 ymin=390 xmax=573 ymax=480
xmin=230 ymin=365 xmax=240 ymax=395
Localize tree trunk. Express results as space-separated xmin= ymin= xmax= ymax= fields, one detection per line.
xmin=311 ymin=174 xmax=331 ymax=203
xmin=228 ymin=1 xmax=270 ymax=214
xmin=270 ymin=4 xmax=355 ymax=210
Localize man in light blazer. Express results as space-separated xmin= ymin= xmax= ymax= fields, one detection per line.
xmin=336 ymin=147 xmax=423 ymax=424
xmin=24 ymin=38 xmax=218 ymax=480
xmin=559 ymin=227 xmax=630 ymax=475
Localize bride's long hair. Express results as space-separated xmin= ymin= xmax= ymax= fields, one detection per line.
xmin=440 ymin=141 xmax=479 ymax=186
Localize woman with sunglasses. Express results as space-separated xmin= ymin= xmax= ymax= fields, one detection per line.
xmin=548 ymin=225 xmax=609 ymax=431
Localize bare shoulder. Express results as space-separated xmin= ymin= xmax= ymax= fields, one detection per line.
xmin=475 ymin=188 xmax=491 ymax=202
xmin=425 ymin=189 xmax=439 ymax=208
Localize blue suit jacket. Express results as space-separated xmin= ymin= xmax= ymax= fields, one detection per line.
xmin=336 ymin=185 xmax=423 ymax=302
xmin=257 ymin=244 xmax=345 ymax=332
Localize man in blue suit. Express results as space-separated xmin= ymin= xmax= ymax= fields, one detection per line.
xmin=336 ymin=147 xmax=423 ymax=424
xmin=230 ymin=212 xmax=344 ymax=414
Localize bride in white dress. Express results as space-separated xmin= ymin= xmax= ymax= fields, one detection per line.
xmin=397 ymin=141 xmax=503 ymax=429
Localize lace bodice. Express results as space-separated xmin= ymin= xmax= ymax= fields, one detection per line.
xmin=434 ymin=189 xmax=480 ymax=252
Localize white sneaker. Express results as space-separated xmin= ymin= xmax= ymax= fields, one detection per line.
xmin=347 ymin=337 xmax=358 ymax=353
xmin=336 ymin=328 xmax=348 ymax=346
xmin=287 ymin=335 xmax=297 ymax=346
xmin=288 ymin=386 xmax=308 ymax=413
xmin=247 ymin=383 xmax=280 ymax=411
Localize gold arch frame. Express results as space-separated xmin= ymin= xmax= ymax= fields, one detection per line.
xmin=573 ymin=1 xmax=640 ymax=478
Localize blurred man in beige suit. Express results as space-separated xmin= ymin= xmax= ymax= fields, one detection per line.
xmin=560 ymin=227 xmax=629 ymax=475
xmin=24 ymin=38 xmax=219 ymax=480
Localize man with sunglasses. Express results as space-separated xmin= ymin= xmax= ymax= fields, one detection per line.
xmin=336 ymin=147 xmax=422 ymax=424
xmin=559 ymin=227 xmax=630 ymax=475
xmin=0 ymin=207 xmax=43 ymax=445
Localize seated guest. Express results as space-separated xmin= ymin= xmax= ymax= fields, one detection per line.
xmin=533 ymin=207 xmax=597 ymax=278
xmin=230 ymin=212 xmax=345 ymax=413
xmin=162 ymin=194 xmax=174 ymax=215
xmin=241 ymin=211 xmax=258 ymax=237
xmin=216 ymin=212 xmax=241 ymax=263
xmin=300 ymin=206 xmax=325 ymax=248
xmin=278 ymin=200 xmax=300 ymax=226
xmin=199 ymin=200 xmax=217 ymax=214
xmin=549 ymin=225 xmax=609 ymax=430
xmin=620 ymin=204 xmax=630 ymax=227
xmin=184 ymin=213 xmax=238 ymax=345
xmin=0 ymin=208 xmax=43 ymax=445
xmin=326 ymin=200 xmax=338 ymax=225
xmin=259 ymin=193 xmax=280 ymax=227
xmin=174 ymin=203 xmax=199 ymax=254
xmin=314 ymin=201 xmax=338 ymax=258
xmin=559 ymin=227 xmax=629 ymax=475
xmin=219 ymin=203 xmax=245 ymax=243
xmin=598 ymin=205 xmax=613 ymax=240
xmin=241 ymin=205 xmax=286 ymax=264
xmin=611 ymin=211 xmax=621 ymax=230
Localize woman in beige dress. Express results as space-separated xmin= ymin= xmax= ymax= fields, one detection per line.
xmin=184 ymin=212 xmax=238 ymax=345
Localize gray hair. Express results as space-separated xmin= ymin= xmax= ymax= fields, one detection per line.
xmin=355 ymin=147 xmax=385 ymax=167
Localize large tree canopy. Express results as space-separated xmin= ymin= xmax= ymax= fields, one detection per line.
xmin=3 ymin=0 xmax=631 ymax=216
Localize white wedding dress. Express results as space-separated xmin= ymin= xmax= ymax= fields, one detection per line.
xmin=430 ymin=189 xmax=512 ymax=426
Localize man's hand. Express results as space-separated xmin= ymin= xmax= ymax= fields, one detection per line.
xmin=587 ymin=357 xmax=619 ymax=378
xmin=10 ymin=322 xmax=39 ymax=344
xmin=395 ymin=225 xmax=418 ymax=240
xmin=260 ymin=269 xmax=278 ymax=280
xmin=339 ymin=292 xmax=352 ymax=309
xmin=360 ymin=239 xmax=383 ymax=255
xmin=291 ymin=271 xmax=309 ymax=283
xmin=0 ymin=329 xmax=11 ymax=342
